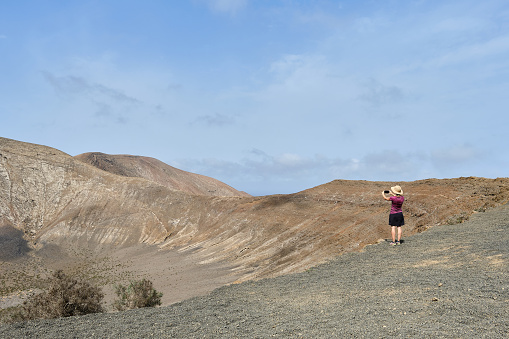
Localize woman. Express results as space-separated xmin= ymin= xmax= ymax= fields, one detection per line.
xmin=382 ymin=185 xmax=405 ymax=246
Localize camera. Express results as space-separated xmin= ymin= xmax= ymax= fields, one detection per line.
xmin=383 ymin=190 xmax=390 ymax=194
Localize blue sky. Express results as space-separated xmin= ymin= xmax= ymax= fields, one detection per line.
xmin=1 ymin=0 xmax=508 ymax=195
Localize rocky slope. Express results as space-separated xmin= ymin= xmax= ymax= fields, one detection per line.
xmin=1 ymin=136 xmax=509 ymax=310
xmin=2 ymin=202 xmax=507 ymax=337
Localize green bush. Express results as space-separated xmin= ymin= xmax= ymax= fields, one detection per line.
xmin=113 ymin=279 xmax=162 ymax=311
xmin=12 ymin=270 xmax=104 ymax=321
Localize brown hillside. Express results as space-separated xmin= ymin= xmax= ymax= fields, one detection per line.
xmin=74 ymin=152 xmax=250 ymax=197
xmin=1 ymin=137 xmax=509 ymax=309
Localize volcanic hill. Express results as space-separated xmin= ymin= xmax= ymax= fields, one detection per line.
xmin=74 ymin=152 xmax=250 ymax=197
xmin=1 ymin=136 xmax=509 ymax=309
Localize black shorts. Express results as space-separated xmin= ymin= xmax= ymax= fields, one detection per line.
xmin=389 ymin=212 xmax=405 ymax=226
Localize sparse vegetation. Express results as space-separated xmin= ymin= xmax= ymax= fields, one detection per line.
xmin=446 ymin=212 xmax=470 ymax=225
xmin=112 ymin=279 xmax=162 ymax=311
xmin=11 ymin=270 xmax=104 ymax=321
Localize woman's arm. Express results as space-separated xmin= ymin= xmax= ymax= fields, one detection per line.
xmin=382 ymin=191 xmax=391 ymax=201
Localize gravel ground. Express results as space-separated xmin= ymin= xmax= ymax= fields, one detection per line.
xmin=1 ymin=204 xmax=508 ymax=338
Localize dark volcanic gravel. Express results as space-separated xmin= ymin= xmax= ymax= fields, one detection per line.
xmin=1 ymin=204 xmax=508 ymax=338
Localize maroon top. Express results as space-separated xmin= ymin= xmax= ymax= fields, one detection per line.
xmin=389 ymin=196 xmax=404 ymax=214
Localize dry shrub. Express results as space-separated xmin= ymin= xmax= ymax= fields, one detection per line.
xmin=446 ymin=212 xmax=470 ymax=225
xmin=113 ymin=279 xmax=162 ymax=311
xmin=12 ymin=270 xmax=104 ymax=321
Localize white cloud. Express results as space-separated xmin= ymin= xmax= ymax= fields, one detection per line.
xmin=432 ymin=16 xmax=485 ymax=33
xmin=254 ymin=53 xmax=355 ymax=117
xmin=276 ymin=153 xmax=307 ymax=167
xmin=173 ymin=149 xmax=427 ymax=195
xmin=172 ymin=142 xmax=494 ymax=195
xmin=269 ymin=54 xmax=307 ymax=77
xmin=426 ymin=34 xmax=509 ymax=70
xmin=201 ymin=0 xmax=248 ymax=16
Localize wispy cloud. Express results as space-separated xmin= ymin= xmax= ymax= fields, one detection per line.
xmin=42 ymin=72 xmax=140 ymax=104
xmin=200 ymin=0 xmax=248 ymax=16
xmin=359 ymin=78 xmax=405 ymax=107
xmin=192 ymin=113 xmax=237 ymax=127
xmin=173 ymin=149 xmax=427 ymax=195
xmin=41 ymin=71 xmax=142 ymax=125
xmin=172 ymin=143 xmax=490 ymax=195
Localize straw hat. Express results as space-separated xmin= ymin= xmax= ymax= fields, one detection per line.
xmin=391 ymin=185 xmax=403 ymax=195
